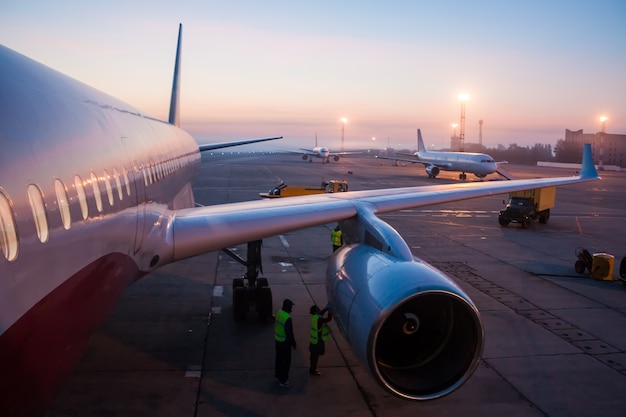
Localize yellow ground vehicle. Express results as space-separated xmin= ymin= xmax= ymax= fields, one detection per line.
xmin=498 ymin=187 xmax=556 ymax=228
xmin=260 ymin=179 xmax=348 ymax=198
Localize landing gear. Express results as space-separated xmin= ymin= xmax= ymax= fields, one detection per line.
xmin=459 ymin=173 xmax=467 ymax=180
xmin=222 ymin=240 xmax=273 ymax=321
xmin=232 ymin=276 xmax=273 ymax=320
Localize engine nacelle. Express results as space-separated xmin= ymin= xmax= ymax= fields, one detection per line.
xmin=302 ymin=154 xmax=308 ymax=161
xmin=326 ymin=243 xmax=484 ymax=400
xmin=333 ymin=155 xmax=340 ymax=161
xmin=425 ymin=165 xmax=440 ymax=177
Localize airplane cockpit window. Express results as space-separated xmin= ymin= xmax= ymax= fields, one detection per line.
xmin=103 ymin=170 xmax=114 ymax=206
xmin=27 ymin=184 xmax=49 ymax=243
xmin=54 ymin=179 xmax=71 ymax=230
xmin=74 ymin=175 xmax=88 ymax=219
xmin=90 ymin=172 xmax=103 ymax=213
xmin=0 ymin=191 xmax=18 ymax=261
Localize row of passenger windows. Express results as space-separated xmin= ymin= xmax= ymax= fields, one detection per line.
xmin=0 ymin=154 xmax=195 ymax=262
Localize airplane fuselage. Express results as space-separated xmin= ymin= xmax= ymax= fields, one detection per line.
xmin=415 ymin=151 xmax=497 ymax=178
xmin=0 ymin=45 xmax=200 ymax=415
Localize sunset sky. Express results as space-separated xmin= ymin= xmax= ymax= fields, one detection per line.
xmin=2 ymin=1 xmax=625 ymax=150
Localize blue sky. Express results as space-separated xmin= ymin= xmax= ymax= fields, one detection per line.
xmin=2 ymin=1 xmax=625 ymax=150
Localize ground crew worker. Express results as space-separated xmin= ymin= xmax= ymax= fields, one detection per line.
xmin=331 ymin=224 xmax=343 ymax=252
xmin=308 ymin=304 xmax=333 ymax=376
xmin=274 ymin=299 xmax=296 ymax=387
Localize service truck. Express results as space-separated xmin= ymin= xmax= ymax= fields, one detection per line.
xmin=498 ymin=186 xmax=556 ymax=228
xmin=259 ymin=179 xmax=348 ymax=198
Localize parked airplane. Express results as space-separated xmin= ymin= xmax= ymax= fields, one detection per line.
xmin=377 ymin=129 xmax=506 ymax=180
xmin=0 ymin=25 xmax=600 ymax=416
xmin=296 ymin=135 xmax=360 ymax=162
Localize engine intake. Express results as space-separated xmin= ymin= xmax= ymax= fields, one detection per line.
xmin=327 ymin=244 xmax=484 ymax=400
xmin=426 ymin=165 xmax=440 ymax=177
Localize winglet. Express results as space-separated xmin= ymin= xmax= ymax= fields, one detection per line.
xmin=417 ymin=129 xmax=427 ymax=153
xmin=580 ymin=143 xmax=599 ymax=179
xmin=168 ymin=23 xmax=182 ymax=127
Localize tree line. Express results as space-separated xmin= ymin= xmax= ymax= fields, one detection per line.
xmin=463 ymin=140 xmax=581 ymax=165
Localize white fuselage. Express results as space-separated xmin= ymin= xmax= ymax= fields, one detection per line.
xmin=0 ymin=45 xmax=199 ymax=416
xmin=416 ymin=150 xmax=497 ymax=177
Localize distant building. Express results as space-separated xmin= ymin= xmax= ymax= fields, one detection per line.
xmin=565 ymin=129 xmax=626 ymax=168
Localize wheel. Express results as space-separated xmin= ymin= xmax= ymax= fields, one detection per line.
xmin=233 ymin=287 xmax=248 ymax=320
xmin=256 ymin=287 xmax=273 ymax=318
xmin=575 ymin=260 xmax=586 ymax=274
xmin=539 ymin=210 xmax=550 ymax=224
xmin=233 ymin=278 xmax=244 ymax=290
xmin=256 ymin=277 xmax=269 ymax=288
xmin=498 ymin=216 xmax=509 ymax=227
xmin=522 ymin=218 xmax=532 ymax=229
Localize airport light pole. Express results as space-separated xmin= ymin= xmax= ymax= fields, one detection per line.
xmin=340 ymin=117 xmax=348 ymax=152
xmin=451 ymin=123 xmax=458 ymax=137
xmin=458 ymin=93 xmax=469 ymax=152
xmin=599 ymin=116 xmax=608 ymax=166
xmin=600 ymin=116 xmax=608 ymax=133
xmin=451 ymin=123 xmax=458 ymax=150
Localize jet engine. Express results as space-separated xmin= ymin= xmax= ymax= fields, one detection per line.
xmin=425 ymin=165 xmax=440 ymax=178
xmin=327 ymin=212 xmax=484 ymax=400
xmin=333 ymin=155 xmax=340 ymax=161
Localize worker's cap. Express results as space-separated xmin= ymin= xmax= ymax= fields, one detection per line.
xmin=282 ymin=299 xmax=295 ymax=308
xmin=309 ymin=305 xmax=320 ymax=314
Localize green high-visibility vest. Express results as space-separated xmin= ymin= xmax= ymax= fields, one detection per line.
xmin=310 ymin=314 xmax=330 ymax=344
xmin=275 ymin=310 xmax=290 ymax=342
xmin=331 ymin=229 xmax=342 ymax=246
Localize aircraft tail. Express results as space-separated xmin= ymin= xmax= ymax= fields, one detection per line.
xmin=580 ymin=143 xmax=599 ymax=179
xmin=168 ymin=23 xmax=182 ymax=127
xmin=417 ymin=129 xmax=427 ymax=153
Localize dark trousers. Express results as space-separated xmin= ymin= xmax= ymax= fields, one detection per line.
xmin=275 ymin=342 xmax=292 ymax=383
xmin=309 ymin=340 xmax=325 ymax=372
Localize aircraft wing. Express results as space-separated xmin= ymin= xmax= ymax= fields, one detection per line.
xmin=374 ymin=155 xmax=419 ymax=164
xmin=495 ymin=161 xmax=515 ymax=180
xmin=198 ymin=136 xmax=282 ymax=152
xmin=330 ymin=151 xmax=362 ymax=156
xmin=170 ymin=144 xmax=599 ymax=262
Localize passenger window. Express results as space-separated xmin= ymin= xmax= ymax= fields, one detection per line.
xmin=74 ymin=175 xmax=88 ymax=219
xmin=90 ymin=172 xmax=103 ymax=213
xmin=142 ymin=167 xmax=149 ymax=187
xmin=103 ymin=169 xmax=114 ymax=206
xmin=54 ymin=179 xmax=71 ymax=230
xmin=122 ymin=167 xmax=131 ymax=196
xmin=27 ymin=184 xmax=49 ymax=243
xmin=113 ymin=168 xmax=123 ymax=201
xmin=0 ymin=191 xmax=18 ymax=261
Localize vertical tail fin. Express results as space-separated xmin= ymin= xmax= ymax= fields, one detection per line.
xmin=168 ymin=23 xmax=182 ymax=127
xmin=417 ymin=129 xmax=427 ymax=153
xmin=580 ymin=143 xmax=599 ymax=179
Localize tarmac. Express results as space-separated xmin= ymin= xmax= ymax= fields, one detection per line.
xmin=47 ymin=152 xmax=626 ymax=417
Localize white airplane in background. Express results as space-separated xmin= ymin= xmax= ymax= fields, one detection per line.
xmin=377 ymin=129 xmax=506 ymax=180
xmin=0 ymin=24 xmax=600 ymax=416
xmin=297 ymin=135 xmax=361 ymax=162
